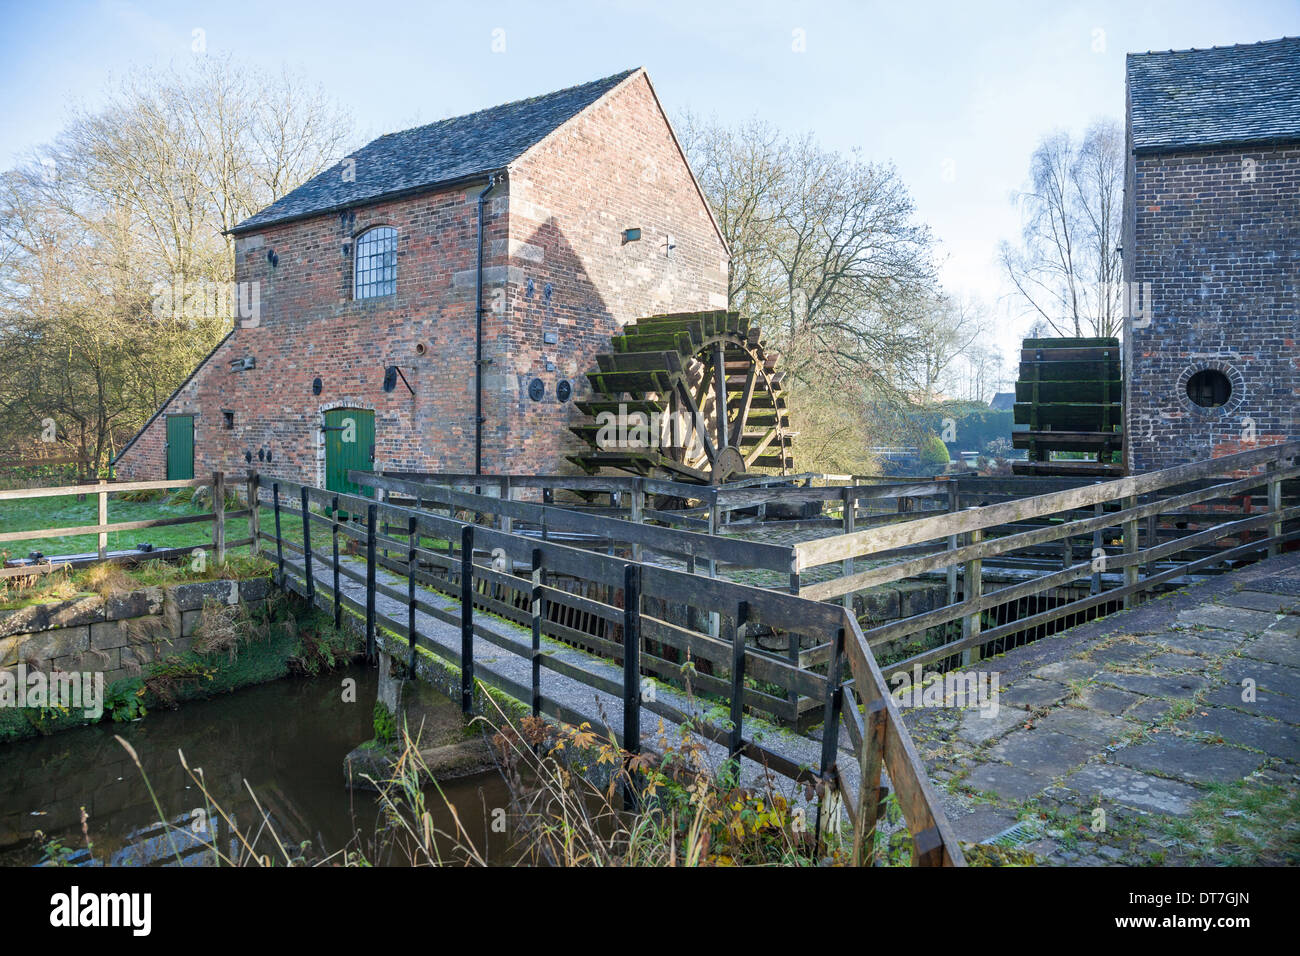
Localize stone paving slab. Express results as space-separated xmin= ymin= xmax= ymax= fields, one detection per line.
xmin=1217 ymin=659 xmax=1300 ymax=696
xmin=1033 ymin=707 xmax=1134 ymax=744
xmin=897 ymin=551 xmax=1300 ymax=865
xmin=1183 ymin=707 xmax=1300 ymax=761
xmin=1203 ymin=685 xmax=1300 ymax=725
xmin=1217 ymin=591 xmax=1300 ymax=614
xmin=1030 ymin=659 xmax=1103 ymax=683
xmin=1074 ymin=685 xmax=1143 ymax=715
xmin=1114 ymin=736 xmax=1267 ymax=785
xmin=989 ymin=731 xmax=1096 ymax=777
xmin=1061 ymin=763 xmax=1202 ymax=816
xmin=1144 ymin=651 xmax=1213 ymax=673
xmin=1000 ymin=677 xmax=1070 ymax=711
xmin=1097 ymin=671 xmax=1210 ymax=699
xmin=955 ymin=706 xmax=1027 ymax=745
xmin=1243 ymin=631 xmax=1300 ymax=666
xmin=1151 ymin=628 xmax=1248 ymax=654
xmin=964 ymin=762 xmax=1052 ymax=802
xmin=1175 ymin=605 xmax=1281 ymax=633
xmin=1089 ymin=642 xmax=1158 ymax=665
xmin=1124 ymin=698 xmax=1175 ymax=724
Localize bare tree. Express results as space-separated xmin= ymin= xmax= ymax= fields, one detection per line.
xmin=900 ymin=294 xmax=990 ymax=402
xmin=0 ymin=60 xmax=352 ymax=472
xmin=678 ymin=114 xmax=938 ymax=471
xmin=1000 ymin=119 xmax=1123 ymax=338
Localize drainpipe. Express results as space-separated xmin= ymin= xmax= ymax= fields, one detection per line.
xmin=474 ymin=173 xmax=500 ymax=479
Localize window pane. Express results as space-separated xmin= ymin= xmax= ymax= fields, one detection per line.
xmin=355 ymin=227 xmax=397 ymax=299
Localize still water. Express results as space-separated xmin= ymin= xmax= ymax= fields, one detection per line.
xmin=0 ymin=667 xmax=513 ymax=866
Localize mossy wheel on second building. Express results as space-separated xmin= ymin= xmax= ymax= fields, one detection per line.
xmin=1012 ymin=337 xmax=1123 ymax=477
xmin=568 ymin=311 xmax=793 ymax=484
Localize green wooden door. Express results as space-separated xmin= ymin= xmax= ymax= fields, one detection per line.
xmin=324 ymin=408 xmax=374 ymax=498
xmin=166 ymin=415 xmax=194 ymax=480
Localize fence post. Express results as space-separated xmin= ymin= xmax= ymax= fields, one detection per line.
xmin=1145 ymin=508 xmax=1158 ymax=577
xmin=816 ymin=624 xmax=847 ymax=853
xmin=841 ymin=487 xmax=856 ymax=611
xmin=542 ymin=488 xmax=552 ymax=540
xmin=630 ymin=478 xmax=645 ymax=563
xmin=1123 ymin=494 xmax=1139 ymax=608
xmin=622 ymin=562 xmax=643 ymax=811
xmin=1091 ymin=501 xmax=1104 ymax=594
xmin=246 ymin=470 xmax=260 ymax=558
xmin=946 ymin=481 xmax=960 ymax=613
xmin=97 ymin=480 xmax=108 ymax=562
xmin=1267 ymin=460 xmax=1283 ymax=558
xmin=299 ymin=486 xmax=313 ymax=601
xmin=727 ymin=601 xmax=749 ymax=759
xmin=499 ymin=476 xmax=511 ymax=534
xmin=331 ymin=495 xmax=341 ymax=630
xmin=531 ymin=547 xmax=545 ymax=717
xmin=272 ymin=483 xmax=284 ymax=588
xmin=960 ymin=518 xmax=984 ymax=666
xmin=706 ymin=498 xmax=720 ymax=638
xmin=213 ymin=472 xmax=226 ymax=565
xmin=460 ymin=524 xmax=475 ymax=714
xmin=407 ymin=515 xmax=419 ymax=673
xmin=365 ymin=503 xmax=377 ymax=661
xmin=851 ymin=698 xmax=888 ymax=867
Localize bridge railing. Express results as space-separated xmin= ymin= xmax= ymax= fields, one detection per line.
xmin=251 ymin=470 xmax=964 ymax=866
xmin=794 ymin=440 xmax=1300 ymax=673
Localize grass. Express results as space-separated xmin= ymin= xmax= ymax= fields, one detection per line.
xmin=0 ymin=490 xmax=273 ymax=561
xmin=1161 ymin=779 xmax=1300 ymax=865
xmin=0 ymin=554 xmax=274 ymax=610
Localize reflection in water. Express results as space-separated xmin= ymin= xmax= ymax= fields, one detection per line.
xmin=0 ymin=667 xmax=513 ymax=866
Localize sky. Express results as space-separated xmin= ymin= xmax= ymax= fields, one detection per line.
xmin=2 ymin=0 xmax=1297 ymax=377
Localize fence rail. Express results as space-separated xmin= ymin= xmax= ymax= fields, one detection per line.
xmin=793 ymin=440 xmax=1300 ymax=673
xmin=253 ymin=470 xmax=963 ymax=866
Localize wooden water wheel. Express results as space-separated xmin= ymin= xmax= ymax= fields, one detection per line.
xmin=568 ymin=310 xmax=793 ymax=484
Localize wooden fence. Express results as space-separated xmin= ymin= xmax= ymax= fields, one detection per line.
xmin=251 ymin=470 xmax=964 ymax=866
xmin=794 ymin=440 xmax=1300 ymax=674
xmin=0 ymin=473 xmax=247 ymax=578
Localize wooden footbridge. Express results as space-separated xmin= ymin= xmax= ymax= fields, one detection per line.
xmin=237 ymin=440 xmax=1297 ymax=868
xmin=5 ymin=440 xmax=1295 ymax=867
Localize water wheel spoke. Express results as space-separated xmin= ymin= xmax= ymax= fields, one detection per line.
xmin=571 ymin=311 xmax=792 ymax=484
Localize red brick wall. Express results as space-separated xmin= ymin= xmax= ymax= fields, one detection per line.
xmin=1123 ymin=142 xmax=1300 ymax=473
xmin=116 ymin=183 xmax=510 ymax=485
xmin=498 ymin=71 xmax=729 ymax=473
xmin=115 ymin=70 xmax=729 ymax=485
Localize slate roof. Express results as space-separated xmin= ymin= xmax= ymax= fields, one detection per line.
xmin=232 ymin=68 xmax=639 ymax=233
xmin=1127 ymin=37 xmax=1300 ymax=152
xmin=989 ymin=392 xmax=1015 ymax=412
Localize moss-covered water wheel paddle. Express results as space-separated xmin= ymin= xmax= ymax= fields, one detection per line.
xmin=569 ymin=310 xmax=794 ymax=486
xmin=1012 ymin=336 xmax=1124 ymax=478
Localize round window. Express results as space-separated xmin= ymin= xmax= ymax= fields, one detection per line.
xmin=1186 ymin=369 xmax=1232 ymax=408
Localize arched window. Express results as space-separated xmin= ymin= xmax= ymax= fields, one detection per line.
xmin=354 ymin=226 xmax=397 ymax=299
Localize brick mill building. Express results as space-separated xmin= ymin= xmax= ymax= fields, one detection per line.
xmin=114 ymin=68 xmax=729 ymax=491
xmin=1123 ymin=37 xmax=1300 ymax=473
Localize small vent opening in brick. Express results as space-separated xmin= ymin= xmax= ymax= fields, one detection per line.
xmin=1186 ymin=369 xmax=1231 ymax=408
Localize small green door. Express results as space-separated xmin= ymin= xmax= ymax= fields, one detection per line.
xmin=166 ymin=415 xmax=194 ymax=480
xmin=324 ymin=408 xmax=375 ymax=498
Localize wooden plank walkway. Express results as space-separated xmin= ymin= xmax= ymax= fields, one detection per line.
xmin=277 ymin=547 xmax=861 ymax=800
xmin=901 ymin=550 xmax=1300 ymax=864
